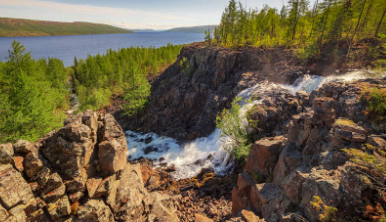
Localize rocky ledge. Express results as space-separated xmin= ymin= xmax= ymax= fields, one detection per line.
xmin=232 ymin=77 xmax=386 ymax=221
xmin=0 ymin=111 xmax=179 ymax=222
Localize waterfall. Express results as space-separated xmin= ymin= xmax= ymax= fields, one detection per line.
xmin=126 ymin=69 xmax=386 ymax=180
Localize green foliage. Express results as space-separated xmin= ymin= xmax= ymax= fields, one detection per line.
xmin=0 ymin=41 xmax=68 ymax=143
xmin=216 ymin=97 xmax=253 ymax=160
xmin=311 ymin=196 xmax=339 ymax=222
xmin=217 ymin=0 xmax=386 ymax=60
xmin=253 ymin=172 xmax=264 ymax=182
xmin=343 ymin=148 xmax=386 ymax=173
xmin=72 ymin=44 xmax=184 ymax=112
xmin=179 ymin=57 xmax=192 ymax=76
xmin=0 ymin=18 xmax=133 ymax=37
xmin=363 ymin=88 xmax=386 ymax=123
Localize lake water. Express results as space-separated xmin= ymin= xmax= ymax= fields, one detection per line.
xmin=0 ymin=32 xmax=205 ymax=67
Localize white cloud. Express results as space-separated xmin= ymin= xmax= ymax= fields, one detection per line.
xmin=0 ymin=0 xmax=189 ymax=23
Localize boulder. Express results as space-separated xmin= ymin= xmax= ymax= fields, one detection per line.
xmin=312 ymin=97 xmax=336 ymax=126
xmin=0 ymin=143 xmax=14 ymax=164
xmin=77 ymin=199 xmax=114 ymax=222
xmin=147 ymin=192 xmax=179 ymax=222
xmin=106 ymin=163 xmax=148 ymax=221
xmin=98 ymin=138 xmax=127 ymax=174
xmin=240 ymin=210 xmax=262 ymax=222
xmin=40 ymin=173 xmax=66 ymax=203
xmin=245 ymin=136 xmax=287 ymax=178
xmin=272 ymin=143 xmax=302 ymax=185
xmin=340 ymin=164 xmax=370 ymax=214
xmin=0 ymin=203 xmax=9 ymax=221
xmin=280 ymin=168 xmax=309 ymax=205
xmin=13 ymin=156 xmax=24 ymax=172
xmin=0 ymin=164 xmax=34 ymax=210
xmin=6 ymin=204 xmax=28 ymax=222
xmin=86 ymin=178 xmax=102 ymax=198
xmin=40 ymin=121 xmax=97 ymax=179
xmin=231 ymin=172 xmax=255 ymax=215
xmin=195 ymin=213 xmax=214 ymax=222
xmin=23 ymin=149 xmax=45 ymax=178
xmin=94 ymin=175 xmax=116 ymax=198
xmin=102 ymin=113 xmax=125 ymax=139
xmin=13 ymin=140 xmax=34 ymax=154
xmin=300 ymin=168 xmax=342 ymax=221
xmin=46 ymin=195 xmax=71 ymax=220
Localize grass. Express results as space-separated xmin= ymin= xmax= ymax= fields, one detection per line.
xmin=335 ymin=118 xmax=356 ymax=126
xmin=0 ymin=18 xmax=133 ymax=37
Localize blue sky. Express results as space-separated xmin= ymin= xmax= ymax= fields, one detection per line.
xmin=0 ymin=0 xmax=289 ymax=30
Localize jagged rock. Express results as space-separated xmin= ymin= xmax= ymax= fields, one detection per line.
xmin=77 ymin=199 xmax=114 ymax=222
xmin=13 ymin=156 xmax=24 ymax=171
xmin=24 ymin=149 xmax=45 ymax=178
xmin=300 ymin=168 xmax=342 ymax=221
xmin=98 ymin=138 xmax=127 ymax=174
xmin=312 ymin=97 xmax=335 ymax=126
xmin=240 ymin=210 xmax=261 ymax=222
xmin=261 ymin=194 xmax=292 ymax=222
xmin=0 ymin=143 xmax=14 ymax=164
xmin=32 ymin=167 xmax=51 ymax=187
xmin=107 ymin=163 xmax=147 ymax=221
xmin=46 ymin=195 xmax=71 ymax=220
xmin=340 ymin=164 xmax=370 ymax=214
xmin=40 ymin=120 xmax=97 ymax=179
xmin=41 ymin=173 xmax=66 ymax=203
xmin=6 ymin=204 xmax=28 ymax=222
xmin=253 ymin=183 xmax=283 ymax=213
xmin=65 ymin=169 xmax=88 ymax=194
xmin=94 ymin=175 xmax=116 ymax=197
xmin=280 ymin=168 xmax=309 ymax=205
xmin=41 ymin=184 xmax=66 ymax=203
xmin=68 ymin=192 xmax=84 ymax=203
xmin=280 ymin=212 xmax=305 ymax=222
xmin=195 ymin=213 xmax=214 ymax=222
xmin=86 ymin=178 xmax=102 ymax=198
xmin=0 ymin=164 xmax=34 ymax=210
xmin=272 ymin=143 xmax=302 ymax=185
xmin=367 ymin=136 xmax=386 ymax=150
xmin=147 ymin=192 xmax=179 ymax=222
xmin=0 ymin=203 xmax=9 ymax=221
xmin=102 ymin=113 xmax=125 ymax=139
xmin=231 ymin=172 xmax=255 ymax=215
xmin=245 ymin=136 xmax=287 ymax=178
xmin=13 ymin=140 xmax=34 ymax=154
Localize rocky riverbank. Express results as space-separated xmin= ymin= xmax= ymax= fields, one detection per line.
xmin=0 ymin=111 xmax=180 ymax=222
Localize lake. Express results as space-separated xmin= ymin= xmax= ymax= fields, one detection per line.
xmin=0 ymin=32 xmax=205 ymax=67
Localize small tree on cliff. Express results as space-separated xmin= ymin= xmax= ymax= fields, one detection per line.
xmin=205 ymin=26 xmax=212 ymax=45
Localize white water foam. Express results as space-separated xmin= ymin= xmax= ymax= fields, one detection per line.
xmin=126 ymin=70 xmax=385 ymax=180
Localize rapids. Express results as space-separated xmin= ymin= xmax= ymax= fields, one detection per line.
xmin=126 ymin=69 xmax=386 ymax=180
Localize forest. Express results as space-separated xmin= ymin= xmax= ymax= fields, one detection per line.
xmin=0 ymin=41 xmax=184 ymax=143
xmin=210 ymin=0 xmax=386 ymax=62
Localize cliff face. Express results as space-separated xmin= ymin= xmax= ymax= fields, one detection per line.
xmin=123 ymin=42 xmax=305 ymax=141
xmin=0 ymin=111 xmax=179 ymax=222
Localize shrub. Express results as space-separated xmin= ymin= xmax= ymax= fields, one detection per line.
xmin=363 ymin=88 xmax=386 ymax=123
xmin=216 ymin=97 xmax=253 ymax=160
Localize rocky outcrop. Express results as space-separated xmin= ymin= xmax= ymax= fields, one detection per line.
xmin=113 ymin=42 xmax=306 ymax=141
xmin=0 ymin=111 xmax=177 ymax=222
xmin=232 ymin=78 xmax=386 ymax=221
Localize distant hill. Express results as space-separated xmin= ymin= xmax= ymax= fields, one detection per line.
xmin=129 ymin=29 xmax=158 ymax=32
xmin=0 ymin=18 xmax=133 ymax=37
xmin=165 ymin=25 xmax=217 ymax=33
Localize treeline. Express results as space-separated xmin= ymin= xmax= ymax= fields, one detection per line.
xmin=212 ymin=0 xmax=386 ymax=59
xmin=0 ymin=41 xmax=184 ymax=143
xmin=71 ymin=44 xmax=185 ymax=116
xmin=0 ymin=41 xmax=69 ymax=143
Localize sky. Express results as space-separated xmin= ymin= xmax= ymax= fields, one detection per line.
xmin=0 ymin=0 xmax=289 ymax=30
